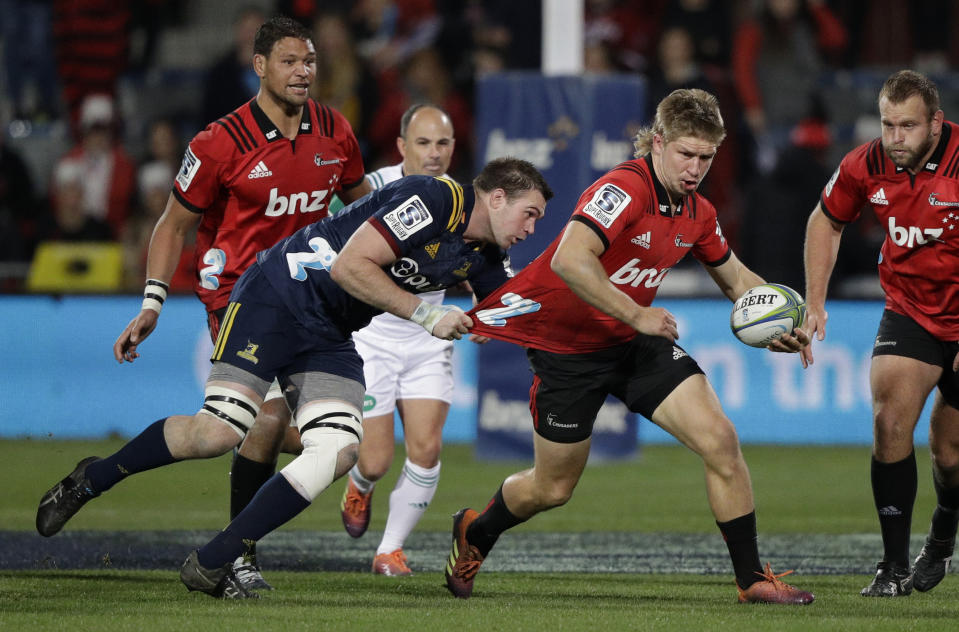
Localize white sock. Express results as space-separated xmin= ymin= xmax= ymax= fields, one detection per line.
xmin=376 ymin=459 xmax=440 ymax=555
xmin=349 ymin=465 xmax=376 ymax=495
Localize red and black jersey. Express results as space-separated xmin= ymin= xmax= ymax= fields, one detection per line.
xmin=467 ymin=156 xmax=731 ymax=353
xmin=173 ymin=98 xmax=365 ymax=313
xmin=821 ymin=120 xmax=959 ymax=340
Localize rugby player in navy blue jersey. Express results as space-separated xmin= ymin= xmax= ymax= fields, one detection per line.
xmin=35 ymin=157 xmax=552 ymax=599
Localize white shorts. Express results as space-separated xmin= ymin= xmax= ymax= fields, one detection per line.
xmin=353 ymin=321 xmax=454 ymax=417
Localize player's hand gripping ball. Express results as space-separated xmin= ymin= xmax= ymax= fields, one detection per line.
xmin=730 ymin=283 xmax=806 ymax=348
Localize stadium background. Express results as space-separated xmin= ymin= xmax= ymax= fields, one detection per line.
xmin=1 ymin=0 xmax=956 ymax=450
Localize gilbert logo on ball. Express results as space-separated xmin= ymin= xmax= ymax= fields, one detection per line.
xmin=730 ymin=283 xmax=806 ymax=348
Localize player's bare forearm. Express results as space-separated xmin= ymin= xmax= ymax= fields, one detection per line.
xmin=802 ymin=205 xmax=844 ymax=313
xmin=704 ymin=251 xmax=764 ymax=302
xmin=145 ymin=195 xmax=200 ymax=283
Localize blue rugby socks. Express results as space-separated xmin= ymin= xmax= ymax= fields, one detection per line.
xmin=198 ymin=473 xmax=310 ymax=568
xmin=85 ymin=419 xmax=176 ymax=493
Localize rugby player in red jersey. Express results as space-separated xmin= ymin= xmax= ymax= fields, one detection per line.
xmin=804 ymin=70 xmax=959 ymax=597
xmin=93 ymin=16 xmax=370 ymax=590
xmin=443 ymin=89 xmax=814 ymax=605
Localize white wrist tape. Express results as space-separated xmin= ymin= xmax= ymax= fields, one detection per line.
xmin=410 ymin=301 xmax=462 ymax=335
xmin=141 ymin=279 xmax=169 ymax=313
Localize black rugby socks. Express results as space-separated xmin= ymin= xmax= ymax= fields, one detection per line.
xmin=717 ymin=511 xmax=763 ymax=589
xmin=468 ymin=485 xmax=526 ymax=557
xmin=871 ymin=451 xmax=917 ymax=565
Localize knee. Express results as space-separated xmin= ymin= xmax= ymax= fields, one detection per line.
xmin=930 ymin=442 xmax=959 ymax=474
xmin=282 ymin=426 xmax=303 ymax=455
xmin=698 ymin=421 xmax=744 ymax=478
xmin=335 ymin=443 xmax=359 ymax=479
xmin=255 ymin=400 xmax=292 ymax=434
xmin=357 ymin=453 xmax=391 ymax=481
xmin=533 ymin=477 xmax=576 ymax=510
xmin=184 ymin=413 xmax=242 ymax=456
xmin=405 ymin=435 xmax=442 ymax=469
xmin=872 ymin=404 xmax=917 ymax=444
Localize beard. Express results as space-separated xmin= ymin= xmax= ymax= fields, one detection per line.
xmin=884 ymin=135 xmax=935 ymax=171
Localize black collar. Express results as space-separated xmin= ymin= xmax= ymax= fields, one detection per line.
xmin=643 ymin=154 xmax=684 ymax=216
xmin=249 ymin=98 xmax=313 ymax=142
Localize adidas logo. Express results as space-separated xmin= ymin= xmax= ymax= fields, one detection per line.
xmin=672 ymin=346 xmax=687 ymax=360
xmin=878 ymin=505 xmax=902 ymax=516
xmin=870 ymin=188 xmax=889 ymax=206
xmin=248 ymin=161 xmax=273 ymax=179
xmin=631 ymin=231 xmax=652 ymax=249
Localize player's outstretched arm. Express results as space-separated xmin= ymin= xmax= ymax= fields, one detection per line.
xmin=114 ymin=194 xmax=200 ymax=364
xmin=801 ymin=204 xmax=845 ymax=367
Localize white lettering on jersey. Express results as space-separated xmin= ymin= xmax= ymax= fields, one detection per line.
xmin=714 ymin=219 xmax=727 ymax=245
xmin=176 ymin=147 xmax=201 ymax=191
xmin=475 ymin=292 xmax=541 ymax=326
xmin=265 ymin=188 xmax=329 ymax=216
xmin=582 ymin=184 xmax=631 ymax=228
xmin=887 ymin=216 xmax=944 ymax=248
xmin=287 ymin=236 xmax=337 ymax=281
xmin=824 ymin=166 xmax=840 ymax=197
xmin=609 ymin=258 xmax=670 ymax=287
xmin=390 ymin=258 xmax=433 ymax=289
xmin=383 ymin=195 xmax=433 ymax=240
xmin=199 ymin=248 xmax=226 ymax=290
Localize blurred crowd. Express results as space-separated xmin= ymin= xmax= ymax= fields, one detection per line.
xmin=2 ymin=0 xmax=959 ymax=294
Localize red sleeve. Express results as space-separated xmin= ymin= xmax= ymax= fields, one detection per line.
xmin=819 ymin=144 xmax=870 ymax=223
xmin=570 ymin=172 xmax=643 ymax=248
xmin=173 ymin=130 xmax=223 ymax=213
xmin=691 ymin=201 xmax=731 ymax=266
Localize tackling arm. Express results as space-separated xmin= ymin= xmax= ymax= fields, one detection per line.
xmin=329 ymin=222 xmax=470 ymax=339
xmin=550 ymin=221 xmax=678 ymax=341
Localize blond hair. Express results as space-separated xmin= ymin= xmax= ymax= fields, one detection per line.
xmin=633 ymin=88 xmax=726 ymax=157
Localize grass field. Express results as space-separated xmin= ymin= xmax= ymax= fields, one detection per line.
xmin=2 ymin=439 xmax=957 ymax=630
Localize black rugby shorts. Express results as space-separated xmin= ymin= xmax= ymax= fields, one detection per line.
xmin=526 ymin=334 xmax=704 ymax=443
xmin=873 ymin=309 xmax=959 ymax=408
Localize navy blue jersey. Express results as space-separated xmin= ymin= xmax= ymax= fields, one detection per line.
xmin=251 ymin=175 xmax=512 ymax=335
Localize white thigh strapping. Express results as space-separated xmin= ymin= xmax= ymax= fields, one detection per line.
xmin=196 ymin=385 xmax=259 ymax=438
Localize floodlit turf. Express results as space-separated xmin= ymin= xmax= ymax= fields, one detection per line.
xmin=2 ymin=439 xmax=955 ymax=630
xmin=1 ymin=570 xmax=958 ymax=631
xmin=1 ymin=439 xmax=937 ymax=534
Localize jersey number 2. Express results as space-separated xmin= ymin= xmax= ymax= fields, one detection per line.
xmin=287 ymin=237 xmax=338 ymax=281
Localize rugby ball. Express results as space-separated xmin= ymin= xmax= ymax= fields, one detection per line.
xmin=730 ymin=283 xmax=806 ymax=348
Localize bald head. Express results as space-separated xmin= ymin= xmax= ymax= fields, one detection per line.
xmin=398 ymin=105 xmax=455 ymax=177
